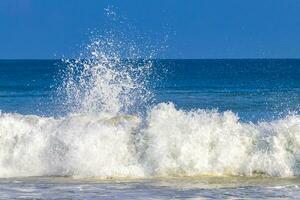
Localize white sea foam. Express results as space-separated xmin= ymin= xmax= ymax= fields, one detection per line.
xmin=0 ymin=112 xmax=144 ymax=178
xmin=143 ymin=103 xmax=300 ymax=177
xmin=0 ymin=103 xmax=300 ymax=178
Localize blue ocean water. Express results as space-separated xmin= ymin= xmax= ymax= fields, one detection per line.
xmin=0 ymin=59 xmax=299 ymax=121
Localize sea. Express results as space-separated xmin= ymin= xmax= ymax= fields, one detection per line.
xmin=0 ymin=59 xmax=300 ymax=199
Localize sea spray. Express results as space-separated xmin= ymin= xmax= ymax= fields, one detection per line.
xmin=60 ymin=38 xmax=154 ymax=115
xmin=58 ymin=6 xmax=160 ymax=116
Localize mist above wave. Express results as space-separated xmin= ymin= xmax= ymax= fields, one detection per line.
xmin=59 ymin=37 xmax=154 ymax=115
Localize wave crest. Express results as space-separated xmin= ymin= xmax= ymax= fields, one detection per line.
xmin=144 ymin=103 xmax=300 ymax=177
xmin=1 ymin=103 xmax=300 ymax=178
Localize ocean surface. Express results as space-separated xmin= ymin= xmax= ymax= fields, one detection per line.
xmin=0 ymin=59 xmax=300 ymax=199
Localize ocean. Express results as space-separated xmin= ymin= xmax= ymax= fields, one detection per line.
xmin=0 ymin=59 xmax=300 ymax=199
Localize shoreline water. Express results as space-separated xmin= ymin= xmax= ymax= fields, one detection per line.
xmin=1 ymin=176 xmax=300 ymax=199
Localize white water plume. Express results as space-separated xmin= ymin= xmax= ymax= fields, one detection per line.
xmin=61 ymin=38 xmax=153 ymax=115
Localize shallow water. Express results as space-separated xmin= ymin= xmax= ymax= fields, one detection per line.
xmin=1 ymin=177 xmax=300 ymax=199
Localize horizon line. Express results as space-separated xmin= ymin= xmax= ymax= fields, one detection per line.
xmin=1 ymin=58 xmax=300 ymax=61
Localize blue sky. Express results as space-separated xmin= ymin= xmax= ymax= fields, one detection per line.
xmin=1 ymin=0 xmax=300 ymax=59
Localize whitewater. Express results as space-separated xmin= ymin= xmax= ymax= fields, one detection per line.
xmin=1 ymin=104 xmax=300 ymax=179
xmin=0 ymin=40 xmax=300 ymax=180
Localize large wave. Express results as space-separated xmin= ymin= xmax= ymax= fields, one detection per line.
xmin=1 ymin=34 xmax=300 ymax=178
xmin=0 ymin=103 xmax=300 ymax=178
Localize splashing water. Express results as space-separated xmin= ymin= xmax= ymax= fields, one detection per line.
xmin=1 ymin=102 xmax=300 ymax=178
xmin=61 ymin=38 xmax=153 ymax=115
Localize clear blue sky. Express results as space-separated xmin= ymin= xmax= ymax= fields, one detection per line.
xmin=1 ymin=0 xmax=300 ymax=59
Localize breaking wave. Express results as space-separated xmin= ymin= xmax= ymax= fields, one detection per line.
xmin=0 ymin=103 xmax=300 ymax=178
xmin=0 ymin=34 xmax=300 ymax=179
